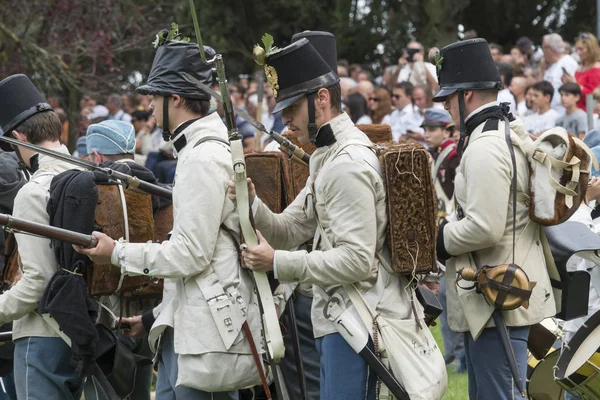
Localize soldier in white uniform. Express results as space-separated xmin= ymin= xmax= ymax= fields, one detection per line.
xmin=433 ymin=39 xmax=556 ymax=399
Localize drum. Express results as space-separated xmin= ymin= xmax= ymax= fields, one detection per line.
xmin=527 ymin=318 xmax=565 ymax=400
xmin=554 ymin=309 xmax=600 ymax=399
xmin=527 ymin=345 xmax=564 ymax=400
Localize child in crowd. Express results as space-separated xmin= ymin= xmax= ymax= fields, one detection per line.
xmin=556 ymin=82 xmax=588 ymax=138
xmin=524 ymin=80 xmax=560 ymax=136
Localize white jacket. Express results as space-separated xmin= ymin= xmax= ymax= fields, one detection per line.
xmin=0 ymin=146 xmax=76 ymax=340
xmin=113 ymin=113 xmax=263 ymax=360
xmin=253 ymin=112 xmax=414 ymax=338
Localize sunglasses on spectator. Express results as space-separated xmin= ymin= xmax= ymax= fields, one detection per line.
xmin=369 ymin=97 xmax=380 ymax=102
xmin=579 ymin=32 xmax=591 ymax=39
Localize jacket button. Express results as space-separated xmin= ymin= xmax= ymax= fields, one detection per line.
xmin=143 ymin=268 xmax=149 ymax=274
xmin=536 ymin=241 xmax=540 ymax=246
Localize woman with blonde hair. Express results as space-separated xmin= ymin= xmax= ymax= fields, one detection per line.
xmin=368 ymin=86 xmax=393 ymax=124
xmin=562 ymin=32 xmax=600 ymax=110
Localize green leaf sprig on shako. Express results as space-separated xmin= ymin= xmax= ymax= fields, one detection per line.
xmin=434 ymin=52 xmax=444 ymax=74
xmin=253 ymin=33 xmax=282 ymax=97
xmin=152 ymin=22 xmax=191 ymax=49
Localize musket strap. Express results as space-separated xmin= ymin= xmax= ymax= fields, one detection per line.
xmin=242 ymin=321 xmax=272 ymax=399
xmin=230 ymin=137 xmax=285 ymax=362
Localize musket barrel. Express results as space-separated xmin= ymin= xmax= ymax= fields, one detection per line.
xmin=106 ymin=170 xmax=173 ymax=200
xmin=0 ymin=136 xmax=173 ymax=200
xmin=0 ymin=213 xmax=97 ymax=248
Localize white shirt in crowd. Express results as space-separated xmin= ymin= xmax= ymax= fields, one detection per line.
xmin=387 ymin=104 xmax=424 ymax=142
xmin=516 ymin=101 xmax=532 ymax=118
xmin=397 ymin=62 xmax=438 ymax=84
xmin=497 ymin=88 xmax=516 ymax=115
xmin=355 ymin=115 xmax=373 ymax=125
xmin=108 ymin=109 xmax=132 ymax=123
xmin=543 ymin=55 xmax=579 ymax=116
xmin=523 ymin=108 xmax=560 ymax=135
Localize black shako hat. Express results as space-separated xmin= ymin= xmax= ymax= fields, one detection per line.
xmin=433 ymin=38 xmax=503 ymax=102
xmin=269 ymin=38 xmax=339 ymax=114
xmin=136 ymin=41 xmax=215 ymax=100
xmin=291 ymin=31 xmax=338 ymax=76
xmin=0 ymin=74 xmax=53 ymax=151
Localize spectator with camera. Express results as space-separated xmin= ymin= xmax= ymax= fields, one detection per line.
xmin=394 ymin=41 xmax=438 ymax=91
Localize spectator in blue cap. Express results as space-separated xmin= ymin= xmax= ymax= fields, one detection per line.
xmin=74 ymin=136 xmax=88 ymax=159
xmin=86 ymin=120 xmax=135 ymax=165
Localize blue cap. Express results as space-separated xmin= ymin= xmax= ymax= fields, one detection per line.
xmin=584 ymin=130 xmax=600 ymax=177
xmin=76 ymin=136 xmax=88 ymax=157
xmin=421 ymin=108 xmax=453 ymax=128
xmin=86 ymin=120 xmax=135 ymax=155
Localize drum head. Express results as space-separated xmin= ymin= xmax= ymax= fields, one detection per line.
xmin=528 ymin=349 xmax=564 ymax=400
xmin=555 ymin=310 xmax=600 ymax=380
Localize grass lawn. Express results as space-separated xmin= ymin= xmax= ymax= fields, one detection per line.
xmin=430 ymin=323 xmax=469 ymax=399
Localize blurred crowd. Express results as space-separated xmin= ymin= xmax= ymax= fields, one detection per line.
xmin=54 ymin=30 xmax=600 ymax=186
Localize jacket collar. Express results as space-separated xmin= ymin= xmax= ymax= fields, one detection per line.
xmin=464 ymin=101 xmax=499 ymax=123
xmin=310 ymin=112 xmax=372 ymax=177
xmin=171 ymin=112 xmax=228 ymax=158
xmin=317 ymin=112 xmax=356 ymax=145
xmin=34 ymin=145 xmax=74 ymax=177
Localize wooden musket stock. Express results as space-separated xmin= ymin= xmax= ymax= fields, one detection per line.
xmin=0 ymin=213 xmax=97 ymax=248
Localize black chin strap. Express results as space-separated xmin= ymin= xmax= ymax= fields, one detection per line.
xmin=306 ymin=92 xmax=337 ymax=148
xmin=456 ymin=91 xmax=467 ymax=156
xmin=162 ymin=96 xmax=171 ymax=142
xmin=11 ymin=145 xmax=32 ymax=179
xmin=307 ymin=93 xmax=319 ymax=144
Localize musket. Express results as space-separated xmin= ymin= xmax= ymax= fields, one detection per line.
xmin=180 ymin=71 xmax=310 ymax=167
xmin=0 ymin=213 xmax=97 ymax=248
xmin=254 ymin=73 xmax=265 ymax=152
xmin=0 ymin=137 xmax=172 ymax=201
xmin=188 ymin=2 xmax=288 ymax=399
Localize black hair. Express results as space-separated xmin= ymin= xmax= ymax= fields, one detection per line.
xmin=181 ymin=97 xmax=211 ymax=117
xmin=327 ymin=83 xmax=342 ymax=113
xmin=393 ymin=81 xmax=415 ymax=97
xmin=531 ymin=80 xmax=555 ymax=101
xmin=131 ymin=110 xmax=152 ymax=121
xmin=559 ymin=82 xmax=582 ymax=97
xmin=346 ymin=92 xmax=369 ymax=123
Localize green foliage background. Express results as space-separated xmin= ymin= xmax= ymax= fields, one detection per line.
xmin=0 ymin=0 xmax=597 ymax=146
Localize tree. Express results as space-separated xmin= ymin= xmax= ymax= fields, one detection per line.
xmin=1 ymin=0 xmax=599 ymax=143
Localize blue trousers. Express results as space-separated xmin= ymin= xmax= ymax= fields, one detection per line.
xmin=464 ymin=326 xmax=530 ymax=400
xmin=14 ymin=336 xmax=84 ymax=400
xmin=280 ymin=293 xmax=320 ymax=400
xmin=315 ymin=333 xmax=377 ymax=400
xmin=155 ymin=327 xmax=238 ymax=400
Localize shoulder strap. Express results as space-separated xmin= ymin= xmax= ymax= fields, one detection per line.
xmin=432 ymin=143 xmax=456 ymax=180
xmin=504 ymin=117 xmax=518 ymax=264
xmin=194 ymin=136 xmax=230 ymax=148
xmin=470 ymin=119 xmax=517 ymax=269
